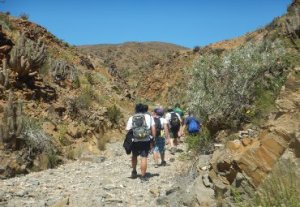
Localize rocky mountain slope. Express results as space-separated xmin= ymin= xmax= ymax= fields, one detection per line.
xmin=78 ymin=42 xmax=195 ymax=105
xmin=0 ymin=14 xmax=132 ymax=179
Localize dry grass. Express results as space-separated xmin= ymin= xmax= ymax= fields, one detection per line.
xmin=248 ymin=159 xmax=300 ymax=207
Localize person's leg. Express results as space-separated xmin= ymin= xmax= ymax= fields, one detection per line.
xmin=158 ymin=137 xmax=166 ymax=164
xmin=132 ymin=155 xmax=137 ymax=170
xmin=140 ymin=141 xmax=150 ymax=178
xmin=131 ymin=155 xmax=138 ymax=178
xmin=140 ymin=157 xmax=147 ymax=176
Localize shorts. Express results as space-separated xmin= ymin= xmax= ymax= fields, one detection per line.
xmin=154 ymin=137 xmax=166 ymax=154
xmin=132 ymin=141 xmax=151 ymax=157
xmin=170 ymin=127 xmax=180 ymax=139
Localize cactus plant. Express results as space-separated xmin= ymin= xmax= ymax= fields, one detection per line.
xmin=0 ymin=91 xmax=24 ymax=149
xmin=285 ymin=7 xmax=300 ymax=39
xmin=0 ymin=59 xmax=9 ymax=88
xmin=49 ymin=58 xmax=79 ymax=87
xmin=9 ymin=32 xmax=47 ymax=78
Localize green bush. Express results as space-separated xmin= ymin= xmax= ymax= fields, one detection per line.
xmin=107 ymin=105 xmax=122 ymax=125
xmin=188 ymin=39 xmax=288 ymax=129
xmin=185 ymin=126 xmax=213 ymax=154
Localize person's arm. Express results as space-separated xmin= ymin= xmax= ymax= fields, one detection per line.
xmin=163 ymin=123 xmax=171 ymax=144
xmin=150 ymin=116 xmax=156 ymax=138
xmin=125 ymin=117 xmax=132 ymax=131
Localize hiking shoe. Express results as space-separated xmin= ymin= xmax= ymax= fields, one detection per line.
xmin=160 ymin=161 xmax=167 ymax=166
xmin=170 ymin=147 xmax=176 ymax=155
xmin=140 ymin=176 xmax=149 ymax=182
xmin=154 ymin=163 xmax=159 ymax=168
xmin=131 ymin=170 xmax=137 ymax=179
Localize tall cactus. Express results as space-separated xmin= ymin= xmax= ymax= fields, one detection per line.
xmin=0 ymin=59 xmax=10 ymax=89
xmin=9 ymin=33 xmax=47 ymax=78
xmin=0 ymin=91 xmax=24 ymax=150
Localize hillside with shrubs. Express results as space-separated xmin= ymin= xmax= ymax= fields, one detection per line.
xmin=0 ymin=0 xmax=300 ymax=206
xmin=0 ymin=14 xmax=130 ymax=178
xmin=81 ymin=0 xmax=300 ymax=205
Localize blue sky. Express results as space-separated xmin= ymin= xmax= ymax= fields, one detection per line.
xmin=1 ymin=0 xmax=292 ymax=48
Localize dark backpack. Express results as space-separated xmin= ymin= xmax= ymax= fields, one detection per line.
xmin=154 ymin=117 xmax=162 ymax=137
xmin=132 ymin=114 xmax=150 ymax=140
xmin=188 ymin=118 xmax=200 ymax=133
xmin=123 ymin=130 xmax=133 ymax=154
xmin=170 ymin=112 xmax=180 ymax=129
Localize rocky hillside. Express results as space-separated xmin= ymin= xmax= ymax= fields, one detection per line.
xmin=78 ymin=42 xmax=196 ymax=105
xmin=0 ymin=14 xmax=132 ymax=178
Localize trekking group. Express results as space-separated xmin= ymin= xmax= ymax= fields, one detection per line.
xmin=124 ymin=103 xmax=201 ymax=181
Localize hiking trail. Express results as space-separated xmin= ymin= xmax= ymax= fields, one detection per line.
xmin=0 ymin=137 xmax=216 ymax=207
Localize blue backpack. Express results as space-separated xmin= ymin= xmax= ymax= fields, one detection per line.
xmin=188 ymin=118 xmax=200 ymax=133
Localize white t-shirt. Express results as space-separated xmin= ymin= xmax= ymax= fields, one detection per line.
xmin=158 ymin=117 xmax=167 ymax=126
xmin=165 ymin=112 xmax=181 ymax=123
xmin=126 ymin=113 xmax=155 ymax=142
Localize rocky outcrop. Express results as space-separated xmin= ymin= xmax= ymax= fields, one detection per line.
xmin=207 ymin=68 xmax=300 ymax=201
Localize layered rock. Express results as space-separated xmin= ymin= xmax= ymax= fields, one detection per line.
xmin=208 ymin=68 xmax=300 ymax=198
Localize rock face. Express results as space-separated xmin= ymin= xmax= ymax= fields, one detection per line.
xmin=208 ymin=69 xmax=300 ymax=199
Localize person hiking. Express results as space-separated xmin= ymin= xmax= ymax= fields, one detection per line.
xmin=173 ymin=103 xmax=184 ymax=118
xmin=165 ymin=108 xmax=182 ymax=154
xmin=152 ymin=108 xmax=170 ymax=168
xmin=125 ymin=103 xmax=156 ymax=181
xmin=182 ymin=111 xmax=201 ymax=136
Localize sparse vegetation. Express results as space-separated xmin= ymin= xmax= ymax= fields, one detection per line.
xmin=185 ymin=126 xmax=213 ymax=154
xmin=107 ymin=104 xmax=122 ymax=125
xmin=247 ymin=159 xmax=300 ymax=207
xmin=19 ymin=13 xmax=29 ymax=20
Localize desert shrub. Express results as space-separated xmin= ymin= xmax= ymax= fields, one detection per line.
xmin=22 ymin=121 xmax=59 ymax=168
xmin=247 ymin=159 xmax=300 ymax=207
xmin=19 ymin=13 xmax=29 ymax=20
xmin=84 ymin=72 xmax=95 ymax=85
xmin=46 ymin=148 xmax=59 ymax=168
xmin=76 ymin=86 xmax=95 ymax=109
xmin=107 ymin=104 xmax=122 ymax=125
xmin=0 ymin=12 xmax=14 ymax=30
xmin=188 ymin=39 xmax=288 ymax=130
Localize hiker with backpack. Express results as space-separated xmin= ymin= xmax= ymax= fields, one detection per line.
xmin=125 ymin=103 xmax=156 ymax=181
xmin=173 ymin=103 xmax=184 ymax=119
xmin=152 ymin=108 xmax=170 ymax=168
xmin=165 ymin=108 xmax=182 ymax=154
xmin=182 ymin=111 xmax=201 ymax=136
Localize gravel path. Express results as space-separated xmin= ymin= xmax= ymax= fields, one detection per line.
xmin=0 ymin=139 xmax=215 ymax=207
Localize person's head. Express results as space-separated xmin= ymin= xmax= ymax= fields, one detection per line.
xmin=175 ymin=103 xmax=180 ymax=108
xmin=167 ymin=108 xmax=173 ymax=113
xmin=154 ymin=108 xmax=164 ymax=117
xmin=142 ymin=104 xmax=149 ymax=113
xmin=135 ymin=103 xmax=144 ymax=113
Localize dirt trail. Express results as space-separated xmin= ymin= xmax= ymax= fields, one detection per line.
xmin=0 ymin=138 xmax=216 ymax=207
